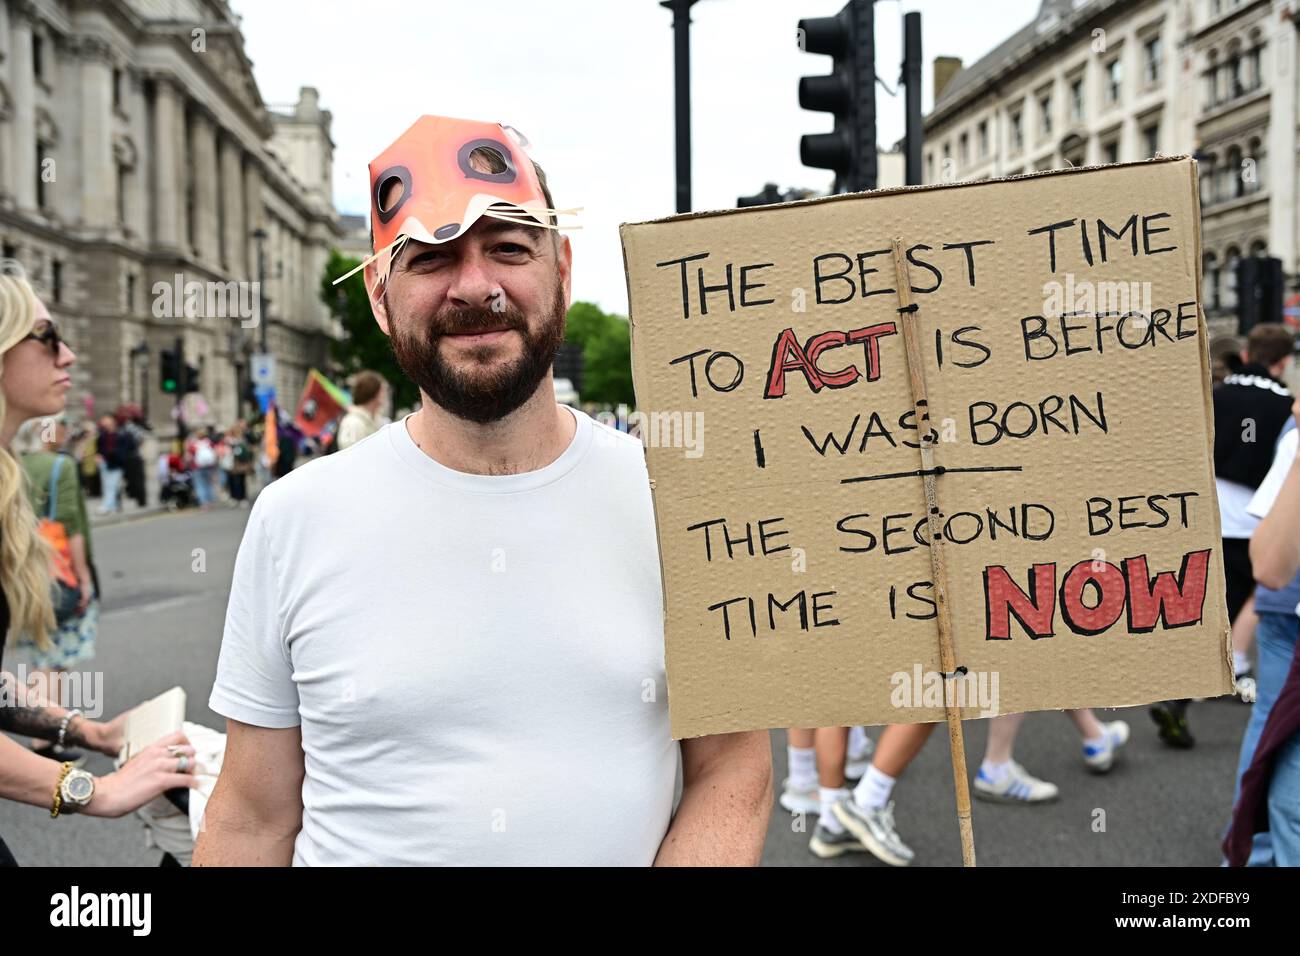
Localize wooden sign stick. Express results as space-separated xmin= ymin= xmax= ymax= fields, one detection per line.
xmin=889 ymin=238 xmax=977 ymax=868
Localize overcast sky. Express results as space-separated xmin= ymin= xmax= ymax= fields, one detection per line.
xmin=233 ymin=0 xmax=1042 ymax=315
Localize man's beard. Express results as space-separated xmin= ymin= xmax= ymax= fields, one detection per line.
xmin=388 ymin=285 xmax=566 ymax=425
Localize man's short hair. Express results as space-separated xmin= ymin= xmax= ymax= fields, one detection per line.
xmin=351 ymin=370 xmax=385 ymax=406
xmin=1246 ymin=324 xmax=1296 ymax=367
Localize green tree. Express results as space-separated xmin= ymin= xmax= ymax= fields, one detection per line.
xmin=319 ymin=249 xmax=420 ymax=410
xmin=564 ymin=300 xmax=634 ymax=407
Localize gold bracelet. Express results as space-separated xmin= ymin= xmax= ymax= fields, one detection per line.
xmin=51 ymin=761 xmax=73 ymax=819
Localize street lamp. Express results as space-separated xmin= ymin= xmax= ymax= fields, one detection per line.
xmin=251 ymin=226 xmax=269 ymax=354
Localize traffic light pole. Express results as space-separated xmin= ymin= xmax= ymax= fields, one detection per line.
xmin=902 ymin=11 xmax=923 ymax=185
xmin=174 ymin=335 xmax=187 ymax=444
xmin=661 ymin=0 xmax=699 ymax=213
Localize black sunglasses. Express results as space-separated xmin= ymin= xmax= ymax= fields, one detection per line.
xmin=23 ymin=321 xmax=64 ymax=357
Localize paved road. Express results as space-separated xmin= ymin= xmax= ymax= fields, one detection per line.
xmin=0 ymin=506 xmax=249 ymax=866
xmin=0 ymin=505 xmax=1253 ymax=866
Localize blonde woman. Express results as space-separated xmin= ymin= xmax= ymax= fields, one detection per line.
xmin=0 ymin=264 xmax=195 ymax=866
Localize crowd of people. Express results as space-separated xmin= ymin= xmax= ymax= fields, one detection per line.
xmin=2 ymin=111 xmax=1299 ymax=869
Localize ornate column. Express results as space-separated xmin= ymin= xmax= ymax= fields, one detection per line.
xmin=190 ymin=108 xmax=219 ymax=265
xmin=151 ymin=76 xmax=182 ymax=250
xmin=243 ymin=157 xmax=264 ymax=277
xmin=219 ymin=136 xmax=245 ymax=275
xmin=10 ymin=3 xmax=38 ymax=213
xmin=77 ymin=36 xmax=116 ymax=231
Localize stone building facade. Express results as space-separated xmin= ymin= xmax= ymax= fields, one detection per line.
xmin=0 ymin=0 xmax=342 ymax=434
xmin=923 ymin=0 xmax=1300 ymax=346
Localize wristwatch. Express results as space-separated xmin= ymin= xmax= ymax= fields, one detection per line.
xmin=58 ymin=768 xmax=96 ymax=814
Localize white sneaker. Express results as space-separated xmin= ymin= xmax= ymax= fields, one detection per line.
xmin=778 ymin=778 xmax=820 ymax=814
xmin=1083 ymin=720 xmax=1130 ymax=773
xmin=809 ymin=822 xmax=870 ymax=859
xmin=974 ymin=761 xmax=1058 ymax=803
xmin=831 ymin=798 xmax=915 ymax=867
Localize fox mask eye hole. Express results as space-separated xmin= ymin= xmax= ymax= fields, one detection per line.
xmin=457 ymin=138 xmax=517 ymax=184
xmin=380 ymin=178 xmax=405 ymax=211
xmin=374 ymin=166 xmax=412 ymax=224
xmin=468 ymin=146 xmax=508 ymax=175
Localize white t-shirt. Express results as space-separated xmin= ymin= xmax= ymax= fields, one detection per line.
xmin=1248 ymin=428 xmax=1300 ymax=521
xmin=1216 ymin=477 xmax=1259 ymax=539
xmin=209 ymin=407 xmax=678 ymax=865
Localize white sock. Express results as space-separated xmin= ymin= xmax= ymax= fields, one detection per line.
xmin=853 ymin=765 xmax=896 ymax=811
xmin=1233 ymin=651 xmax=1251 ymax=677
xmin=787 ymin=746 xmax=817 ymax=790
xmin=980 ymin=759 xmax=1012 ymax=782
xmin=848 ymin=725 xmax=869 ymax=758
xmin=819 ymin=787 xmax=849 ymax=833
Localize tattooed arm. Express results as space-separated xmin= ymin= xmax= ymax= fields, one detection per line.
xmin=0 ymin=670 xmax=114 ymax=751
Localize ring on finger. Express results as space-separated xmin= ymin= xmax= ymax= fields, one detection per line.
xmin=176 ymin=754 xmax=190 ymax=773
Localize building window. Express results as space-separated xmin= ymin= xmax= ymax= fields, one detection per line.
xmin=1103 ymin=139 xmax=1119 ymax=164
xmin=959 ymin=132 xmax=969 ymax=165
xmin=1200 ymin=154 xmax=1217 ymax=203
xmin=1038 ymin=94 xmax=1052 ymax=136
xmin=1245 ymin=137 xmax=1264 ymax=192
xmin=1224 ymin=53 xmax=1243 ymax=101
xmin=1105 ymin=57 xmax=1122 ymax=104
xmin=51 ymin=260 xmax=62 ymax=304
xmin=2 ymin=242 xmax=15 ymax=260
xmin=126 ymin=273 xmax=136 ymax=311
xmin=1069 ymin=76 xmax=1084 ymax=121
xmin=1245 ymin=44 xmax=1263 ymax=93
xmin=926 ymin=152 xmax=934 ymax=182
xmin=977 ymin=119 xmax=989 ymax=157
xmin=1143 ymin=121 xmax=1160 ymax=158
xmin=35 ymin=143 xmax=47 ymax=209
xmin=117 ymin=165 xmax=129 ymax=226
xmin=1204 ymin=253 xmax=1219 ymax=310
xmin=1010 ymin=111 xmax=1024 ymax=151
xmin=1143 ymin=35 xmax=1162 ymax=85
xmin=33 ymin=34 xmax=44 ymax=81
xmin=1226 ymin=145 xmax=1243 ymax=199
xmin=1223 ymin=247 xmax=1241 ymax=310
xmin=113 ymin=69 xmax=124 ymax=112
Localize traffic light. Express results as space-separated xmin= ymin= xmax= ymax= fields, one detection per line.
xmin=738 ymin=184 xmax=786 ymax=207
xmin=160 ymin=348 xmax=179 ymax=394
xmin=798 ymin=0 xmax=876 ymax=193
xmin=1237 ymin=256 xmax=1284 ymax=335
xmin=183 ymin=364 xmax=200 ymax=395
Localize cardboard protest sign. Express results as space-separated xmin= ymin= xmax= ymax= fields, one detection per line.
xmin=621 ymin=157 xmax=1234 ymax=740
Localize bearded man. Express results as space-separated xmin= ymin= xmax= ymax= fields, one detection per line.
xmin=194 ymin=116 xmax=772 ymax=866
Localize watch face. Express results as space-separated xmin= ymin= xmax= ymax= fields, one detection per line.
xmin=64 ymin=773 xmax=94 ymax=803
